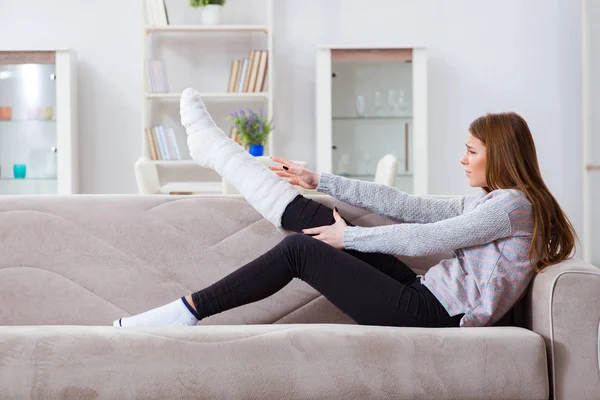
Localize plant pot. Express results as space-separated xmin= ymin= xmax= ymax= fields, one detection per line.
xmin=201 ymin=5 xmax=222 ymax=25
xmin=248 ymin=144 xmax=264 ymax=157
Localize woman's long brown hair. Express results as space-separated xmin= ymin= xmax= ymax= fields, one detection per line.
xmin=469 ymin=112 xmax=577 ymax=272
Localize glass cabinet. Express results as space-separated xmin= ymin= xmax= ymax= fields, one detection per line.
xmin=315 ymin=47 xmax=428 ymax=194
xmin=0 ymin=50 xmax=77 ymax=195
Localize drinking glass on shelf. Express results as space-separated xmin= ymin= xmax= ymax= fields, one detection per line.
xmin=355 ymin=95 xmax=366 ymax=117
xmin=13 ymin=164 xmax=27 ymax=179
xmin=395 ymin=90 xmax=408 ymax=116
xmin=387 ymin=89 xmax=397 ymax=116
xmin=373 ymin=91 xmax=384 ymax=117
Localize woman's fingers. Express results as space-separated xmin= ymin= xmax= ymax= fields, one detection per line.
xmin=274 ymin=171 xmax=294 ymax=179
xmin=270 ymin=156 xmax=290 ymax=165
xmin=313 ymin=234 xmax=326 ymax=242
xmin=273 ymin=169 xmax=313 ymax=189
xmin=303 ymin=225 xmax=327 ymax=235
xmin=270 ymin=156 xmax=298 ymax=170
xmin=269 ymin=165 xmax=289 ymax=172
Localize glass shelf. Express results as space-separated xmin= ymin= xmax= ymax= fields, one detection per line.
xmin=332 ymin=116 xmax=412 ymax=121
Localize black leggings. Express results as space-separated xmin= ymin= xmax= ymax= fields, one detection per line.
xmin=191 ymin=195 xmax=462 ymax=328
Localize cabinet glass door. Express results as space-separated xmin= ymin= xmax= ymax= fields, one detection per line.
xmin=330 ymin=49 xmax=414 ymax=193
xmin=0 ymin=52 xmax=58 ymax=194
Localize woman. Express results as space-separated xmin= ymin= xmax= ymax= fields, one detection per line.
xmin=114 ymin=88 xmax=577 ymax=328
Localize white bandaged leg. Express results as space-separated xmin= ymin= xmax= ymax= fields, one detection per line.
xmin=180 ymin=87 xmax=300 ymax=228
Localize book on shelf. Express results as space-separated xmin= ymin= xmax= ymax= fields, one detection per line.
xmin=226 ymin=50 xmax=269 ymax=93
xmin=145 ymin=60 xmax=170 ymax=93
xmin=145 ymin=0 xmax=169 ymax=26
xmin=254 ymin=50 xmax=269 ymax=92
xmin=227 ymin=60 xmax=238 ymax=92
xmin=228 ymin=60 xmax=242 ymax=93
xmin=146 ymin=125 xmax=181 ymax=160
xmin=237 ymin=59 xmax=249 ymax=92
xmin=243 ymin=51 xmax=258 ymax=92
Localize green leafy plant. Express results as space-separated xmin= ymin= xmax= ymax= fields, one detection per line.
xmin=227 ymin=109 xmax=272 ymax=146
xmin=190 ymin=0 xmax=226 ymax=7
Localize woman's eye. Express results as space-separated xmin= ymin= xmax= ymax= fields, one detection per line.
xmin=469 ymin=151 xmax=476 ymax=155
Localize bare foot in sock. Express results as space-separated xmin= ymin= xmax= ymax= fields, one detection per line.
xmin=180 ymin=87 xmax=229 ymax=169
xmin=114 ymin=297 xmax=200 ymax=327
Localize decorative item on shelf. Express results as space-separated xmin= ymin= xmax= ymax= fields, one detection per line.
xmin=41 ymin=106 xmax=53 ymax=120
xmin=0 ymin=106 xmax=12 ymax=120
xmin=13 ymin=164 xmax=26 ymax=179
xmin=191 ymin=0 xmax=226 ymax=26
xmin=227 ymin=108 xmax=272 ymax=157
xmin=26 ymin=105 xmax=53 ymax=120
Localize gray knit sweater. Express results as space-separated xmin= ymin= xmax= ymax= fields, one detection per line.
xmin=316 ymin=172 xmax=536 ymax=327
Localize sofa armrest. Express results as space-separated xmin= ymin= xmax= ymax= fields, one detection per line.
xmin=522 ymin=258 xmax=600 ymax=400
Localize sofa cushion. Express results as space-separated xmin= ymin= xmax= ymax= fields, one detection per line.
xmin=0 ymin=324 xmax=548 ymax=399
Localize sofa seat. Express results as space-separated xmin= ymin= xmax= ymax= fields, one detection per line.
xmin=0 ymin=324 xmax=547 ymax=399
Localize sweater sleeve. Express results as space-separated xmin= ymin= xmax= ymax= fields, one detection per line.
xmin=316 ymin=172 xmax=466 ymax=223
xmin=342 ymin=200 xmax=512 ymax=256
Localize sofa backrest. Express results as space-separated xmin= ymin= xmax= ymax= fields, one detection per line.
xmin=0 ymin=194 xmax=521 ymax=327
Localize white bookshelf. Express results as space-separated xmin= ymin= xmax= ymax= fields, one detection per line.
xmin=140 ymin=0 xmax=274 ymax=194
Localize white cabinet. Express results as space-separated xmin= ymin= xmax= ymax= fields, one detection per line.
xmin=315 ymin=47 xmax=428 ymax=194
xmin=0 ymin=50 xmax=78 ymax=194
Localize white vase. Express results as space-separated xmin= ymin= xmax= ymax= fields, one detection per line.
xmin=202 ymin=5 xmax=222 ymax=25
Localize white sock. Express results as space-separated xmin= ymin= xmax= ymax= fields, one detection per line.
xmin=180 ymin=87 xmax=300 ymax=228
xmin=114 ymin=297 xmax=199 ymax=327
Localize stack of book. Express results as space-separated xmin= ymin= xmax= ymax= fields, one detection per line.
xmin=145 ymin=0 xmax=169 ymax=25
xmin=145 ymin=60 xmax=170 ymax=93
xmin=227 ymin=50 xmax=269 ymax=93
xmin=145 ymin=125 xmax=181 ymax=160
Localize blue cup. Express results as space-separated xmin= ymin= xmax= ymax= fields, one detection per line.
xmin=13 ymin=164 xmax=26 ymax=179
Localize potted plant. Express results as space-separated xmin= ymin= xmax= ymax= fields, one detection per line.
xmin=228 ymin=109 xmax=272 ymax=157
xmin=190 ymin=0 xmax=226 ymax=25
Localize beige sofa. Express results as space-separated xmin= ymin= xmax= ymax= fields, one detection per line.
xmin=0 ymin=194 xmax=598 ymax=399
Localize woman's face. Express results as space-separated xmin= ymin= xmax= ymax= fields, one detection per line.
xmin=460 ymin=133 xmax=487 ymax=187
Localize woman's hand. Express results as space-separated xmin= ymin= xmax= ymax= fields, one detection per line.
xmin=269 ymin=156 xmax=320 ymax=190
xmin=302 ymin=208 xmax=347 ymax=250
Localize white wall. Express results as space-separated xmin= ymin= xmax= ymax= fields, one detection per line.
xmin=589 ymin=0 xmax=600 ymax=264
xmin=0 ymin=0 xmax=590 ymax=257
